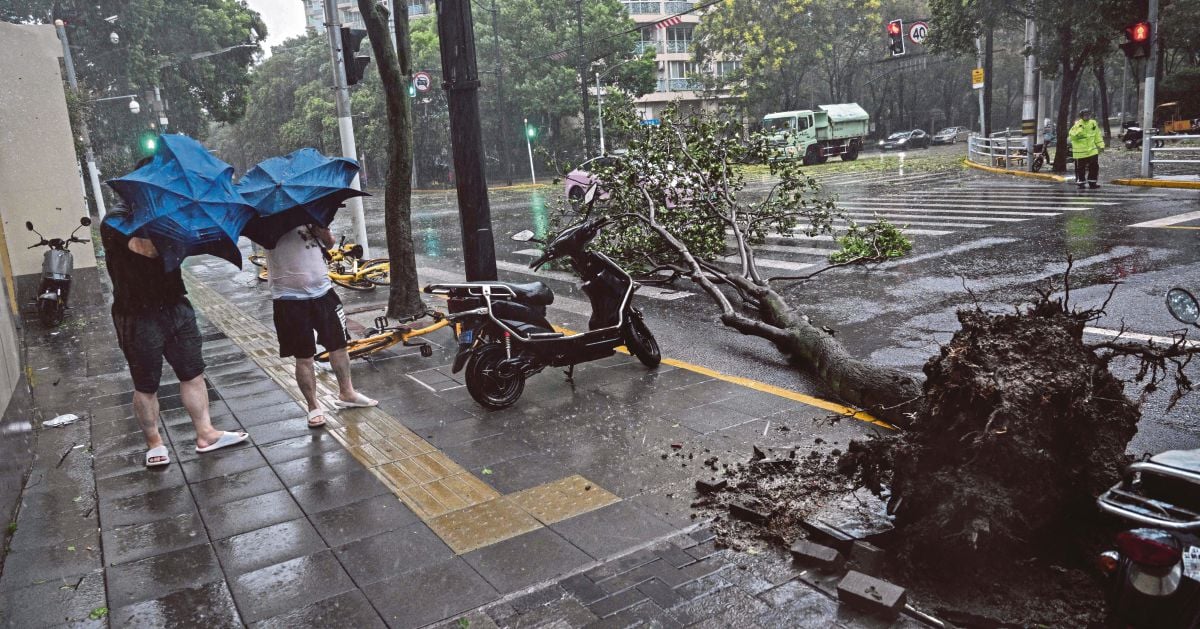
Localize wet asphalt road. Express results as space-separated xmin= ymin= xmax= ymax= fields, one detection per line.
xmin=324 ymin=145 xmax=1200 ymax=456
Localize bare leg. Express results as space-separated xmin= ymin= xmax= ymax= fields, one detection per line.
xmin=132 ymin=390 xmax=165 ymax=450
xmin=296 ymin=357 xmax=320 ymax=411
xmin=180 ymin=374 xmax=224 ymax=448
xmin=328 ymin=348 xmax=359 ymax=401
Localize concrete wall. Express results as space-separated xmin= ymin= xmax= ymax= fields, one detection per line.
xmin=0 ymin=22 xmax=97 ymax=281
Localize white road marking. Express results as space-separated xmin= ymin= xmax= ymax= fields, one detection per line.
xmin=839 ymin=200 xmax=1087 ymax=211
xmin=1084 ymin=327 xmax=1200 ymax=348
xmin=1129 ymin=211 xmax=1200 ymax=228
xmin=838 ymin=206 xmax=1056 ymax=218
xmin=752 ymin=244 xmax=839 ymax=256
xmin=835 ymin=216 xmax=993 ymax=228
xmin=718 ymin=256 xmax=814 ymax=271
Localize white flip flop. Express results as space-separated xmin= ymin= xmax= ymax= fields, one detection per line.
xmin=332 ymin=393 xmax=378 ymax=409
xmin=307 ymin=408 xmax=327 ymax=428
xmin=195 ymin=431 xmax=248 ymax=453
xmin=145 ymin=445 xmax=170 ymax=467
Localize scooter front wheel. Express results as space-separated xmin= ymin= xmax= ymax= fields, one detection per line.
xmin=466 ymin=344 xmax=525 ymax=409
xmin=623 ymin=312 xmax=661 ymax=368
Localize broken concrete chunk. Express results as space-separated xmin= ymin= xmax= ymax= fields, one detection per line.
xmin=789 ymin=539 xmax=844 ymax=571
xmin=695 ymin=479 xmax=728 ymax=494
xmin=849 ymin=541 xmax=885 ymax=575
xmin=837 ymin=571 xmax=906 ymax=618
xmin=728 ymin=501 xmax=769 ymax=524
xmin=802 ymin=519 xmax=855 ymax=553
xmin=751 ymin=445 xmax=767 ymax=460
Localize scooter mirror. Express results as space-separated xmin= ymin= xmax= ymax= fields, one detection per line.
xmin=583 ymin=184 xmax=599 ymax=207
xmin=511 ymin=230 xmax=535 ymax=242
xmin=80 ymin=217 xmax=92 ymax=227
xmin=1167 ymin=288 xmax=1200 ymax=326
xmin=24 ymin=221 xmax=33 ymax=232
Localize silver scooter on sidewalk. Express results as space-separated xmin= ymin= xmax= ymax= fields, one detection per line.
xmin=25 ymin=217 xmax=91 ymax=327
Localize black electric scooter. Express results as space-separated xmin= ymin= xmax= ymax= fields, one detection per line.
xmin=26 ymin=217 xmax=91 ymax=327
xmin=424 ymin=187 xmax=660 ymax=409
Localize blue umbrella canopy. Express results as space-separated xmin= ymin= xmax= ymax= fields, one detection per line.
xmin=106 ymin=134 xmax=256 ymax=271
xmin=237 ymin=148 xmax=367 ymax=248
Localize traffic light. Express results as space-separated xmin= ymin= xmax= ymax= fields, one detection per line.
xmin=407 ymin=80 xmax=416 ymax=98
xmin=887 ymin=19 xmax=905 ymax=57
xmin=138 ymin=131 xmax=157 ymax=156
xmin=1120 ymin=21 xmax=1151 ymax=59
xmin=526 ymin=124 xmax=537 ymax=140
xmin=340 ymin=26 xmax=370 ymax=86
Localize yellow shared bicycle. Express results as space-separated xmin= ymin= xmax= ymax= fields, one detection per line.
xmin=315 ymin=310 xmax=462 ymax=362
xmin=248 ymin=239 xmax=390 ymax=291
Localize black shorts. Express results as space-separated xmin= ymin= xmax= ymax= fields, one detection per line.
xmin=272 ymin=289 xmax=349 ymax=359
xmin=112 ymin=299 xmax=206 ymax=394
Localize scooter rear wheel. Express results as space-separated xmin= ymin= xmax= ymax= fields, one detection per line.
xmin=466 ymin=344 xmax=525 ymax=409
xmin=623 ymin=312 xmax=661 ymax=368
xmin=38 ymin=297 xmax=63 ymax=327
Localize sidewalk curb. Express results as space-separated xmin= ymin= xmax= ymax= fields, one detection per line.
xmin=1112 ymin=177 xmax=1200 ymax=190
xmin=963 ymin=159 xmax=1070 ymax=183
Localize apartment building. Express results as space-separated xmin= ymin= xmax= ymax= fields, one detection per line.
xmin=302 ymin=0 xmax=434 ymax=32
xmin=622 ymin=1 xmax=737 ymax=120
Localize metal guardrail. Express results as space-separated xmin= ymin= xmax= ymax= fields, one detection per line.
xmin=967 ymin=134 xmax=1034 ymax=168
xmin=624 ymin=1 xmax=695 ymax=15
xmin=1150 ymin=134 xmax=1200 ymax=166
xmin=634 ymin=41 xmax=663 ymax=54
xmin=656 ymin=78 xmax=702 ymax=92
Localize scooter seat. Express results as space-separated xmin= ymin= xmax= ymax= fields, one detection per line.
xmin=463 ymin=281 xmax=553 ymax=306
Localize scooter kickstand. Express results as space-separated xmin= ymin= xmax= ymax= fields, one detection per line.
xmin=564 ymin=364 xmax=575 ymax=384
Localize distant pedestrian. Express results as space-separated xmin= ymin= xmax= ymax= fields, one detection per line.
xmin=265 ymin=224 xmax=376 ymax=428
xmin=1070 ymin=108 xmax=1105 ymax=189
xmin=102 ymin=165 xmax=248 ymax=467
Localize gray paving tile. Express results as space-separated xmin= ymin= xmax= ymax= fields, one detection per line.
xmin=242 ymin=416 xmax=316 ymax=446
xmin=250 ymin=589 xmax=386 ymax=629
xmin=101 ymin=511 xmax=209 ymax=567
xmin=259 ymin=432 xmax=345 ymax=464
xmin=334 ymin=524 xmax=454 ymax=585
xmin=198 ymin=488 xmax=305 ymax=541
xmin=0 ymin=531 xmax=101 ymax=593
xmin=272 ymin=449 xmax=362 ymax=486
xmin=441 ymin=433 xmax=537 ymax=470
xmin=215 ymin=518 xmax=328 ymax=577
xmin=226 ymin=390 xmax=299 ymax=415
xmin=363 ymin=557 xmax=499 ymax=629
xmin=308 ymin=494 xmax=419 ymax=547
xmin=463 ymin=528 xmax=592 ymax=594
xmin=218 ymin=378 xmax=288 ymax=401
xmin=95 ymin=463 xmax=187 ymax=501
xmin=551 ymin=502 xmax=679 ymax=560
xmin=180 ymin=446 xmax=269 ymax=483
xmin=189 ymin=466 xmax=284 ymax=509
xmin=229 ymin=550 xmax=357 ymax=624
xmin=0 ymin=568 xmax=107 ymax=627
xmin=288 ymin=468 xmax=391 ymax=514
xmin=98 ymin=484 xmax=198 ymax=529
xmin=669 ymin=402 xmax=758 ymax=435
xmin=108 ymin=580 xmax=242 ymax=628
xmin=231 ymin=401 xmax=306 ymax=428
xmin=104 ymin=543 xmax=224 ymax=609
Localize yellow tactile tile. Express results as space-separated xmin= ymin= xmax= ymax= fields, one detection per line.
xmin=427 ymin=498 xmax=542 ymax=554
xmin=347 ymin=443 xmax=390 ymax=467
xmin=509 ymin=475 xmax=621 ymax=525
xmin=376 ymin=461 xmax=420 ymax=491
xmin=401 ymin=484 xmax=453 ymax=519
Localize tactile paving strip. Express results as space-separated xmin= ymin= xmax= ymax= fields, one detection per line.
xmin=185 ymin=273 xmax=622 ymax=551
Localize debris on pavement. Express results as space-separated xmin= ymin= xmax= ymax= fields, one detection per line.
xmin=43 ymin=413 xmax=81 ymax=428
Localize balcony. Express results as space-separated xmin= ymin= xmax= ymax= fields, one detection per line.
xmin=664 ymin=1 xmax=695 ymax=13
xmin=624 ymin=1 xmax=661 ymax=15
xmin=665 ymin=40 xmax=691 ymax=54
xmin=656 ymin=78 xmax=702 ymax=92
xmin=409 ymin=3 xmax=428 ymax=16
xmin=634 ymin=41 xmax=663 ymax=54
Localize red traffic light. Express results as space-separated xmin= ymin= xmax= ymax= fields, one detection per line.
xmin=1128 ymin=21 xmax=1150 ymax=43
xmin=887 ymin=20 xmax=902 ymax=36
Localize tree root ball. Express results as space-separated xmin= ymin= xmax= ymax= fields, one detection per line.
xmin=852 ymin=301 xmax=1140 ymax=574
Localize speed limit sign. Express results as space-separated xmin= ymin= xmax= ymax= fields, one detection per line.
xmin=908 ymin=21 xmax=929 ymax=45
xmin=413 ymin=71 xmax=432 ymax=93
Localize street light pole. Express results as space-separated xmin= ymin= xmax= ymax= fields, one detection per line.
xmin=322 ymin=0 xmax=370 ymax=257
xmin=596 ymin=72 xmax=605 ymax=155
xmin=1140 ymin=0 xmax=1159 ymax=178
xmin=525 ymin=118 xmax=536 ymax=184
xmin=55 ymin=20 xmax=107 ymax=219
xmin=575 ymin=0 xmax=593 ymax=158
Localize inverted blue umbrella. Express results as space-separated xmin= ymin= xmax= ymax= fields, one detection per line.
xmin=237 ymin=148 xmax=367 ymax=248
xmin=106 ymin=134 xmax=256 ymax=271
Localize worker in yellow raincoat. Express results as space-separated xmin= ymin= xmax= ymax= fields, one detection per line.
xmin=1070 ymin=108 xmax=1105 ymax=189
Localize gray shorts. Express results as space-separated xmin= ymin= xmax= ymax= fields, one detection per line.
xmin=112 ymin=299 xmax=205 ymax=393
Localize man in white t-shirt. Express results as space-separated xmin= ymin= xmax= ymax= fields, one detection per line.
xmin=266 ymin=225 xmax=377 ymax=427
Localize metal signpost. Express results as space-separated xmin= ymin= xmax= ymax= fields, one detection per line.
xmin=322 ymin=0 xmax=370 ymax=258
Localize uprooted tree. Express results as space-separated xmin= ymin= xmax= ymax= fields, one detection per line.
xmin=558 ymin=105 xmax=1200 ymax=586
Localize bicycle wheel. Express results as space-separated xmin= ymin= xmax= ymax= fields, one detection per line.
xmin=331 ymin=275 xmax=376 ymax=291
xmin=363 ymin=261 xmax=390 ymax=286
xmin=316 ymin=334 xmax=399 ymax=362
xmin=249 ymin=254 xmax=267 ymax=268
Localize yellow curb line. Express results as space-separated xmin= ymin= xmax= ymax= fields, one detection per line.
xmin=963 ymin=158 xmax=1070 ymax=182
xmin=1112 ymin=178 xmax=1200 ymax=190
xmin=554 ymin=326 xmax=895 ymax=431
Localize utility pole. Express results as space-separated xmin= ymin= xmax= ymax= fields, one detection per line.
xmin=436 ymin=0 xmax=497 ymax=280
xmin=525 ymin=118 xmax=537 ymax=184
xmin=1021 ymin=18 xmax=1037 ymax=172
xmin=1120 ymin=57 xmax=1128 ymax=124
xmin=575 ymin=0 xmax=593 ymax=158
xmin=975 ymin=37 xmax=986 ymax=136
xmin=596 ymin=72 xmax=605 ymax=155
xmin=322 ymin=0 xmax=370 ymax=257
xmin=1141 ymin=0 xmax=1159 ymax=178
xmin=55 ymin=20 xmax=107 ymax=219
xmin=489 ymin=0 xmax=511 ymax=185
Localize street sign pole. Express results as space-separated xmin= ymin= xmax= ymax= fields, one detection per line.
xmin=1140 ymin=0 xmax=1159 ymax=178
xmin=974 ymin=38 xmax=986 ymax=136
xmin=1021 ymin=18 xmax=1038 ymax=172
xmin=322 ymin=0 xmax=370 ymax=257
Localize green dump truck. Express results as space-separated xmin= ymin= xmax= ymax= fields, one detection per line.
xmin=763 ymin=103 xmax=871 ymax=165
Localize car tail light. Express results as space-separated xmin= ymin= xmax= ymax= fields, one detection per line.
xmin=1098 ymin=550 xmax=1120 ymax=575
xmin=1117 ymin=529 xmax=1182 ymax=568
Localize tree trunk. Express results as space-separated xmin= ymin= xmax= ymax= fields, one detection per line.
xmin=1095 ymin=60 xmax=1111 ymax=139
xmin=357 ymin=0 xmax=423 ymax=317
xmin=1052 ymin=27 xmax=1079 ymax=173
xmin=983 ymin=27 xmax=994 ymax=136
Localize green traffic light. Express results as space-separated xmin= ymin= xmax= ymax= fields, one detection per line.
xmin=526 ymin=125 xmax=536 ymax=139
xmin=407 ymin=83 xmax=416 ymax=97
xmin=144 ymin=137 xmax=156 ymax=152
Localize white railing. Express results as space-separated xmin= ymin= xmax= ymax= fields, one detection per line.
xmin=968 ymin=134 xmax=1035 ymax=168
xmin=1150 ymin=135 xmax=1200 ymax=168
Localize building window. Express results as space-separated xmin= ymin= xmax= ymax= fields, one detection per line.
xmin=666 ymin=26 xmax=692 ymax=53
xmin=716 ymin=61 xmax=740 ymax=76
xmin=624 ymin=1 xmax=662 ymax=15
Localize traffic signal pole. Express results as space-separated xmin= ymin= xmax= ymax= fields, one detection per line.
xmin=1140 ymin=0 xmax=1159 ymax=178
xmin=55 ymin=20 xmax=107 ymax=219
xmin=436 ymin=0 xmax=498 ymax=281
xmin=323 ymin=0 xmax=370 ymax=257
xmin=1021 ymin=18 xmax=1038 ymax=172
